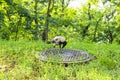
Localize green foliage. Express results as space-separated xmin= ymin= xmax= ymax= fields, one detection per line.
xmin=0 ymin=0 xmax=120 ymax=43
xmin=4 ymin=0 xmax=13 ymax=5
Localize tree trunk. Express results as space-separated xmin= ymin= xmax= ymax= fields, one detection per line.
xmin=109 ymin=31 xmax=113 ymax=44
xmin=108 ymin=26 xmax=113 ymax=44
xmin=82 ymin=3 xmax=91 ymax=39
xmin=106 ymin=10 xmax=115 ymax=43
xmin=62 ymin=0 xmax=64 ymax=12
xmin=42 ymin=0 xmax=52 ymax=41
xmin=34 ymin=0 xmax=39 ymax=40
xmin=93 ymin=17 xmax=102 ymax=42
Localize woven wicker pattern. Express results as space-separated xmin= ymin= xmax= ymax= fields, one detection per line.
xmin=36 ymin=48 xmax=93 ymax=63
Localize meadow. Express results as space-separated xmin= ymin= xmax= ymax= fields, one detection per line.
xmin=0 ymin=40 xmax=120 ymax=80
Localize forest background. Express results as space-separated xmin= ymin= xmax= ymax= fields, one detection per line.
xmin=0 ymin=0 xmax=120 ymax=44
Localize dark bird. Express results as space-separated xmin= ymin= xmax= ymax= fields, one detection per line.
xmin=47 ymin=36 xmax=67 ymax=48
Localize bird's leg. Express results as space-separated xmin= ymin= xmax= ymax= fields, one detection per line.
xmin=53 ymin=44 xmax=56 ymax=48
xmin=59 ymin=43 xmax=63 ymax=54
xmin=58 ymin=42 xmax=62 ymax=48
xmin=62 ymin=41 xmax=67 ymax=48
xmin=59 ymin=44 xmax=61 ymax=48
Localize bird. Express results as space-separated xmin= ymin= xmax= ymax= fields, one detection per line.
xmin=47 ymin=36 xmax=67 ymax=48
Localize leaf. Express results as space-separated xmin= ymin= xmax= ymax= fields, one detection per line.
xmin=4 ymin=0 xmax=13 ymax=5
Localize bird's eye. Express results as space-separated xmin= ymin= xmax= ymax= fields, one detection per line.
xmin=55 ymin=39 xmax=58 ymax=41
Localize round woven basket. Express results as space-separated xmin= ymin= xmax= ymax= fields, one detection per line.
xmin=36 ymin=48 xmax=93 ymax=63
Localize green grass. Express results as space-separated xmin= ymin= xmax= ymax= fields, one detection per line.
xmin=0 ymin=39 xmax=120 ymax=80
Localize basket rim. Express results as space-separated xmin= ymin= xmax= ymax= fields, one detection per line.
xmin=36 ymin=48 xmax=93 ymax=63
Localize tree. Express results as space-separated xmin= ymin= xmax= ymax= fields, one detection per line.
xmin=42 ymin=0 xmax=52 ymax=41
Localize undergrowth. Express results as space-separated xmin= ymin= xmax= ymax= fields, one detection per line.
xmin=0 ymin=39 xmax=120 ymax=80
